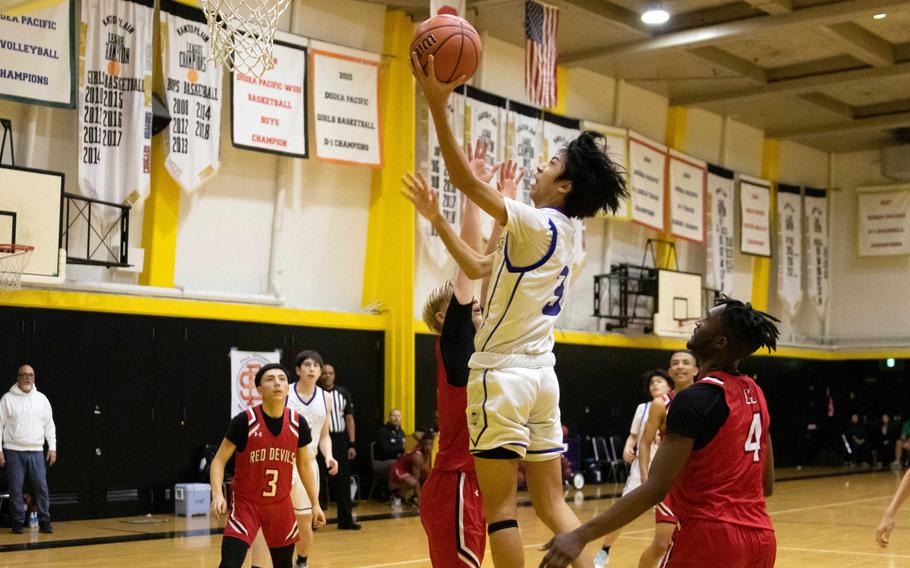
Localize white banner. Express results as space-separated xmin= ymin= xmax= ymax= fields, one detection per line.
xmin=465 ymin=91 xmax=503 ymax=238
xmin=706 ymin=167 xmax=735 ymax=294
xmin=161 ymin=0 xmax=222 ymax=193
xmin=805 ymin=189 xmax=829 ymax=316
xmin=229 ymin=349 xmax=281 ymax=417
xmin=508 ymin=108 xmax=542 ymax=206
xmin=542 ymin=118 xmax=579 ymax=162
xmin=777 ymin=185 xmax=802 ymax=317
xmin=857 ymin=186 xmax=910 ymax=256
xmin=312 ymin=41 xmax=381 ymax=166
xmin=628 ymin=132 xmax=666 ymax=230
xmin=583 ymin=122 xmax=629 ymax=219
xmin=0 ymin=0 xmax=75 ymax=107
xmin=739 ymin=175 xmax=771 ymax=257
xmin=78 ymin=0 xmax=153 ymax=206
xmin=668 ymin=150 xmax=705 ymax=243
xmin=422 ymin=93 xmax=464 ymax=266
xmin=430 ymin=0 xmax=464 ymax=15
xmin=232 ymin=39 xmax=307 ymax=157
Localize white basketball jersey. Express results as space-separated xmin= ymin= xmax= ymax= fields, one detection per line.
xmin=474 ymin=199 xmax=575 ymax=358
xmin=286 ymin=383 xmax=328 ymax=457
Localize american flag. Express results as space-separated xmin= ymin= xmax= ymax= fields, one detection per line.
xmin=525 ymin=0 xmax=559 ymax=108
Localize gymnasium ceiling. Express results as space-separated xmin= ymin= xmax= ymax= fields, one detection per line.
xmin=376 ymin=0 xmax=910 ymax=153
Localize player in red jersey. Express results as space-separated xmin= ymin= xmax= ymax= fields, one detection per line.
xmin=540 ymin=297 xmax=779 ymax=568
xmin=210 ymin=363 xmax=326 ymax=568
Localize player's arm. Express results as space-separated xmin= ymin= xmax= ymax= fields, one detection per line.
xmin=479 ymin=160 xmax=522 ymax=307
xmin=320 ymin=402 xmax=338 ymax=475
xmin=763 ymin=437 xmax=775 ymax=497
xmin=402 ymin=171 xmax=494 ymax=279
xmin=452 ymin=140 xmax=492 ymax=301
xmin=877 ymin=467 xmax=910 ymax=547
xmin=210 ymin=438 xmax=237 ymax=515
xmin=623 ymin=433 xmax=638 ymax=463
xmin=411 ymin=55 xmax=507 ymax=225
xmin=539 ymin=434 xmax=694 ymax=568
xmin=638 ymin=398 xmax=666 ymax=480
xmin=296 ymin=447 xmax=326 ymax=527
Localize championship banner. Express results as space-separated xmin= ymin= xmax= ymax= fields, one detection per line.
xmin=805 ymin=188 xmax=829 ymax=316
xmin=507 ymin=101 xmax=541 ymax=206
xmin=583 ymin=121 xmax=629 ymax=219
xmin=160 ymin=0 xmax=222 ymax=193
xmin=542 ymin=112 xmax=579 ymax=161
xmin=628 ymin=132 xmax=666 ymax=231
xmin=857 ymin=185 xmax=910 ymax=256
xmin=422 ymin=91 xmax=464 ymax=266
xmin=706 ymin=164 xmax=735 ymax=295
xmin=0 ymin=0 xmax=75 ymax=107
xmin=232 ymin=35 xmax=307 ymax=157
xmin=777 ymin=184 xmax=802 ymax=317
xmin=312 ymin=40 xmax=381 ymax=166
xmin=668 ymin=149 xmax=705 ymax=243
xmin=738 ymin=174 xmax=771 ymax=257
xmin=464 ymin=86 xmax=505 ymax=238
xmin=229 ymin=348 xmax=281 ymax=417
xmin=78 ymin=0 xmax=153 ymax=206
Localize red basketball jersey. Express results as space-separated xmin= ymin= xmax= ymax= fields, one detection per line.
xmin=667 ymin=371 xmax=773 ymax=531
xmin=433 ymin=339 xmax=473 ymax=472
xmin=232 ymin=405 xmax=302 ymax=504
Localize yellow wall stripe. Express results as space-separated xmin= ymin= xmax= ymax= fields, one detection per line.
xmin=551 ymin=65 xmax=568 ymax=115
xmin=139 ymin=134 xmax=182 ymax=287
xmin=752 ymin=138 xmax=779 ymax=312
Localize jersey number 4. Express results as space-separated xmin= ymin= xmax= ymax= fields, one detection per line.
xmin=744 ymin=413 xmax=762 ymax=462
xmin=263 ymin=469 xmax=279 ymax=497
xmin=543 ymin=266 xmax=570 ymax=316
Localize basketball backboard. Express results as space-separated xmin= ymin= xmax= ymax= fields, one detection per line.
xmin=653 ymin=269 xmax=702 ymax=338
xmin=0 ymin=165 xmax=64 ymax=280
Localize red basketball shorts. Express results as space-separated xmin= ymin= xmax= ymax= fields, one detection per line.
xmin=419 ymin=469 xmax=485 ymax=568
xmin=223 ymin=493 xmax=299 ymax=548
xmin=655 ymin=498 xmax=678 ymax=525
xmin=660 ymin=519 xmax=776 ymax=568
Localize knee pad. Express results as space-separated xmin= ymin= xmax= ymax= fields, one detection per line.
xmin=488 ymin=519 xmax=518 ymax=535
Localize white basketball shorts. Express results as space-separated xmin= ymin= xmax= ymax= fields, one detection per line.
xmin=290 ymin=456 xmax=320 ymax=514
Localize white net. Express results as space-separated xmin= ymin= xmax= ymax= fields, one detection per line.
xmin=0 ymin=245 xmax=33 ymax=291
xmin=201 ymin=0 xmax=291 ymax=77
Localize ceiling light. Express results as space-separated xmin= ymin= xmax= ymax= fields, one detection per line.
xmin=641 ymin=3 xmax=670 ymax=25
xmin=873 ymin=13 xmax=887 ymax=19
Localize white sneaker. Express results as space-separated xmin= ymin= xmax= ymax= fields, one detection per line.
xmin=594 ymin=549 xmax=609 ymax=567
xmin=391 ymin=497 xmax=403 ymax=509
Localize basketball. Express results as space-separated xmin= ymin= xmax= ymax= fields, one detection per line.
xmin=411 ymin=14 xmax=482 ymax=83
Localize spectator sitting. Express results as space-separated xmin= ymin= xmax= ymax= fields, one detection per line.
xmin=374 ymin=409 xmax=406 ymax=492
xmin=895 ymin=418 xmax=910 ymax=468
xmin=875 ymin=414 xmax=898 ymax=467
xmin=849 ymin=413 xmax=872 ymax=466
xmin=389 ymin=433 xmax=435 ymax=508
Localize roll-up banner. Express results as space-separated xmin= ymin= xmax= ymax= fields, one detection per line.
xmin=776 ymin=184 xmax=802 ymax=317
xmin=706 ymin=164 xmax=735 ymax=294
xmin=506 ymin=100 xmax=541 ymax=206
xmin=805 ymin=187 xmax=829 ymax=316
xmin=668 ymin=149 xmax=705 ymax=243
xmin=628 ymin=131 xmax=666 ymax=231
xmin=739 ymin=174 xmax=772 ymax=257
xmin=423 ymin=87 xmax=465 ymax=266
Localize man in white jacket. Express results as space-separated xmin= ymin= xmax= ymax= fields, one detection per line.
xmin=0 ymin=364 xmax=57 ymax=534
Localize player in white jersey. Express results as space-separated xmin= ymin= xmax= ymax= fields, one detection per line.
xmin=408 ymin=54 xmax=628 ymax=568
xmin=251 ymin=350 xmax=337 ymax=568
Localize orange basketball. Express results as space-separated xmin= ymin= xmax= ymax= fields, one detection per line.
xmin=411 ymin=14 xmax=482 ymax=83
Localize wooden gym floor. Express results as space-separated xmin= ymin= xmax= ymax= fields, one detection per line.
xmin=1 ymin=468 xmax=909 ymax=567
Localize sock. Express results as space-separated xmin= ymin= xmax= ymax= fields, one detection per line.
xmin=298 ymin=555 xmax=308 ymax=565
xmin=601 ymin=545 xmax=610 ymax=553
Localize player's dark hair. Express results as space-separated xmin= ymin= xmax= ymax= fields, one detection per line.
xmin=716 ymin=296 xmax=781 ymax=355
xmin=295 ymin=349 xmax=323 ymax=368
xmin=557 ymin=131 xmax=628 ymax=219
xmin=254 ymin=363 xmax=290 ymax=387
xmin=641 ymin=369 xmax=674 ymax=398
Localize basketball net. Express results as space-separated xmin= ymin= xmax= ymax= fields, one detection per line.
xmin=201 ymin=0 xmax=290 ymax=77
xmin=0 ymin=244 xmax=33 ymax=291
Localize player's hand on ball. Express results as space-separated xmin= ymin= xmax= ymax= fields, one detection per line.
xmin=327 ymin=457 xmax=339 ymax=476
xmin=467 ymin=138 xmax=500 ymax=183
xmin=539 ymin=531 xmax=585 ymax=568
xmin=312 ymin=505 xmax=326 ymax=528
xmin=876 ymin=513 xmax=895 ymax=547
xmin=410 ymin=53 xmax=466 ymax=109
xmin=497 ymin=159 xmax=523 ymax=200
xmin=402 ymin=172 xmax=441 ymax=222
xmin=212 ymin=495 xmax=227 ymax=515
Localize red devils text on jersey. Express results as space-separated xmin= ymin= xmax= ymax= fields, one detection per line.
xmin=232 ymin=405 xmax=302 ymax=503
xmin=667 ymin=371 xmax=773 ymax=531
xmin=434 ymin=340 xmax=473 ymax=472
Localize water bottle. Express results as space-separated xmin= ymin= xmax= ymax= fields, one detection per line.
xmin=28 ymin=511 xmax=38 ymax=528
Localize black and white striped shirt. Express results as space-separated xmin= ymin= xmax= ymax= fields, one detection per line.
xmin=324 ymin=385 xmax=353 ymax=434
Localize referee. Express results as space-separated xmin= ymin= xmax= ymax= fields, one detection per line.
xmin=319 ymin=362 xmax=361 ymax=530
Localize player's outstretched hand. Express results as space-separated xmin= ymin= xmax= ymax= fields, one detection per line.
xmin=876 ymin=513 xmax=895 ymax=547
xmin=402 ymin=172 xmax=441 ymax=222
xmin=467 ymin=138 xmax=501 ymax=184
xmin=312 ymin=505 xmax=326 ymax=528
xmin=212 ymin=495 xmax=227 ymax=516
xmin=497 ymin=159 xmax=523 ymax=201
xmin=326 ymin=456 xmax=339 ymax=476
xmin=410 ymin=53 xmax=466 ymax=109
xmin=538 ymin=530 xmax=585 ymax=568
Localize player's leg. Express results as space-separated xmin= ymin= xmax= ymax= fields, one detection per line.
xmin=420 ymin=470 xmax=485 ymax=568
xmin=268 ymin=543 xmax=296 ymax=568
xmin=250 ymin=531 xmax=269 ymax=567
xmin=220 ymin=536 xmax=251 ymax=568
xmin=220 ymin=496 xmax=261 ymax=568
xmin=290 ymin=466 xmax=315 ymax=568
xmin=639 ymin=522 xmax=675 ymax=568
xmin=475 ymin=456 xmax=522 ymax=568
xmin=259 ymin=496 xmax=301 ymax=567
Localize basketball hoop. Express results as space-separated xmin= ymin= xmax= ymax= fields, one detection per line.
xmin=0 ymin=244 xmax=33 ymax=291
xmin=201 ymin=0 xmax=290 ymax=77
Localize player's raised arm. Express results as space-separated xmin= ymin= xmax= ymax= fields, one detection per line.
xmin=210 ymin=438 xmax=237 ymax=515
xmin=453 ymin=139 xmax=499 ymax=302
xmin=411 ymin=54 xmax=507 ymax=226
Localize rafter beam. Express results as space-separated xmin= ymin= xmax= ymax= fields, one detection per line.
xmin=559 ymin=0 xmax=652 ymax=37
xmin=561 ymin=0 xmax=910 ymax=65
xmin=744 ymin=0 xmax=792 ymax=15
xmin=688 ymin=46 xmax=768 ymax=83
xmin=797 ymin=93 xmax=854 ymax=119
xmin=768 ymin=111 xmax=910 ymax=139
xmin=672 ymin=60 xmax=910 ymax=106
xmin=818 ymin=22 xmax=895 ymax=67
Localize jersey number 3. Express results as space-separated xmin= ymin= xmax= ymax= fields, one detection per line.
xmin=263 ymin=469 xmax=279 ymax=497
xmin=744 ymin=413 xmax=762 ymax=462
xmin=543 ymin=266 xmax=570 ymax=316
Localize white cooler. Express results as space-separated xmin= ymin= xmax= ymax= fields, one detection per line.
xmin=175 ymin=483 xmax=211 ymax=516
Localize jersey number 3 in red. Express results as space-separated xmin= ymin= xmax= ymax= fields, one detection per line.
xmin=744 ymin=413 xmax=762 ymax=462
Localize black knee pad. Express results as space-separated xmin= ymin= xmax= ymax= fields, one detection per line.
xmin=488 ymin=519 xmax=518 ymax=535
